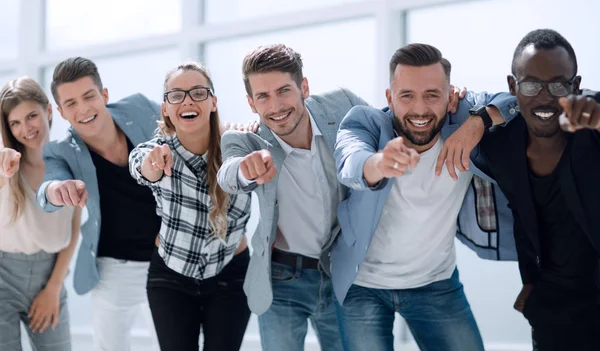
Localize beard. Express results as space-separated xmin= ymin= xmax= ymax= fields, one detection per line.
xmin=264 ymin=97 xmax=306 ymax=137
xmin=394 ymin=112 xmax=447 ymax=146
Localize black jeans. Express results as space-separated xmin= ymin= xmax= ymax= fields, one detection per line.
xmin=146 ymin=248 xmax=251 ymax=351
xmin=524 ymin=282 xmax=600 ymax=351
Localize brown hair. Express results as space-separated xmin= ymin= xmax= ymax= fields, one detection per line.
xmin=160 ymin=62 xmax=230 ymax=240
xmin=242 ymin=44 xmax=304 ymax=96
xmin=0 ymin=77 xmax=51 ymax=222
xmin=50 ymin=57 xmax=103 ymax=105
xmin=389 ymin=43 xmax=451 ymax=82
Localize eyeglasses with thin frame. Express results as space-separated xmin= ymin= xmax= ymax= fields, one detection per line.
xmin=512 ymin=75 xmax=576 ymax=97
xmin=164 ymin=87 xmax=213 ymax=104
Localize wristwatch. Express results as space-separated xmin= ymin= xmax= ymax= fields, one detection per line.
xmin=469 ymin=105 xmax=493 ymax=130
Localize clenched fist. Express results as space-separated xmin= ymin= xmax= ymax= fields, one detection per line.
xmin=46 ymin=180 xmax=88 ymax=208
xmin=141 ymin=144 xmax=174 ymax=182
xmin=239 ymin=150 xmax=277 ymax=185
xmin=559 ymin=95 xmax=600 ymax=132
xmin=363 ymin=137 xmax=420 ymax=186
xmin=0 ymin=148 xmax=21 ymax=178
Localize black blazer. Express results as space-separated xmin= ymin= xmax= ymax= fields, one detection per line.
xmin=479 ymin=90 xmax=600 ymax=284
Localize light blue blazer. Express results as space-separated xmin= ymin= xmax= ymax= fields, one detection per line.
xmin=37 ymin=94 xmax=160 ymax=295
xmin=332 ymin=91 xmax=521 ymax=304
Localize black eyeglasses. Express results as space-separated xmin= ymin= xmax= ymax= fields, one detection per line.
xmin=164 ymin=87 xmax=213 ymax=104
xmin=512 ymin=75 xmax=576 ymax=97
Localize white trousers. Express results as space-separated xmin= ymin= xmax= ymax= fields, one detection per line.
xmin=91 ymin=258 xmax=158 ymax=351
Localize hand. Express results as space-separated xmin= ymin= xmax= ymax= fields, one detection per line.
xmin=435 ymin=115 xmax=485 ymax=180
xmin=364 ymin=137 xmax=420 ymax=186
xmin=47 ymin=180 xmax=88 ymax=207
xmin=28 ymin=285 xmax=61 ymax=333
xmin=448 ymin=85 xmax=468 ymax=114
xmin=239 ymin=150 xmax=277 ymax=185
xmin=559 ymin=95 xmax=600 ymax=132
xmin=143 ymin=144 xmax=174 ymax=177
xmin=513 ymin=283 xmax=533 ymax=313
xmin=0 ymin=148 xmax=21 ymax=178
xmin=224 ymin=120 xmax=259 ymax=133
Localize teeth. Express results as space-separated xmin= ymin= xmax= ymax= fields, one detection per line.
xmin=180 ymin=112 xmax=198 ymax=117
xmin=271 ymin=111 xmax=290 ymax=121
xmin=81 ymin=115 xmax=96 ymax=123
xmin=534 ymin=111 xmax=554 ymax=119
xmin=408 ymin=119 xmax=430 ymax=127
xmin=24 ymin=132 xmax=36 ymax=140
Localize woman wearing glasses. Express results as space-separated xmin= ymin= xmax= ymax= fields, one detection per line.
xmin=0 ymin=77 xmax=81 ymax=350
xmin=129 ymin=62 xmax=251 ymax=351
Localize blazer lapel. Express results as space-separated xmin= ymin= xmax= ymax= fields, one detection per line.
xmin=307 ymin=102 xmax=338 ymax=152
xmin=111 ymin=109 xmax=144 ymax=145
xmin=489 ymin=119 xmax=541 ymax=253
xmin=560 ymin=138 xmax=591 ymax=237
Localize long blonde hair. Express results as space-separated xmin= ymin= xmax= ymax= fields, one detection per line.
xmin=0 ymin=77 xmax=51 ymax=222
xmin=160 ymin=62 xmax=230 ymax=240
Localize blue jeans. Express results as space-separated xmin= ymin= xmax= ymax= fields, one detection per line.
xmin=258 ymin=260 xmax=343 ymax=351
xmin=335 ymin=268 xmax=484 ymax=351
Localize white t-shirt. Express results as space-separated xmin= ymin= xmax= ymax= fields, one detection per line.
xmin=238 ymin=112 xmax=340 ymax=259
xmin=355 ymin=137 xmax=473 ymax=289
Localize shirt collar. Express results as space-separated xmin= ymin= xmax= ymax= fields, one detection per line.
xmin=170 ymin=134 xmax=207 ymax=165
xmin=271 ymin=108 xmax=321 ymax=156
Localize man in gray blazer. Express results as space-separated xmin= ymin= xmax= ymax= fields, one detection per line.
xmin=36 ymin=57 xmax=161 ymax=351
xmin=217 ymin=44 xmax=368 ymax=351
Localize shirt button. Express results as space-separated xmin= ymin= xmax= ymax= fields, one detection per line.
xmin=355 ymin=265 xmax=358 ymax=273
xmin=509 ymin=108 xmax=516 ymax=114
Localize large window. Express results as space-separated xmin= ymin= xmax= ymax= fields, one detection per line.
xmin=205 ymin=0 xmax=371 ymax=24
xmin=45 ymin=0 xmax=182 ymax=51
xmin=0 ymin=1 xmax=18 ymax=59
xmin=0 ymin=72 xmax=17 ymax=87
xmin=205 ymin=17 xmax=377 ymax=125
xmin=43 ymin=49 xmax=181 ymax=141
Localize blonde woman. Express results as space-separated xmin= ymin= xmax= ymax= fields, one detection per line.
xmin=0 ymin=78 xmax=80 ymax=351
xmin=129 ymin=62 xmax=251 ymax=351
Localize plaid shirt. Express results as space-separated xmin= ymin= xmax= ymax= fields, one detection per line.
xmin=129 ymin=134 xmax=251 ymax=280
xmin=472 ymin=176 xmax=497 ymax=232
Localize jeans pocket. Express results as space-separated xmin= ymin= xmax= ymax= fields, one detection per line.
xmin=270 ymin=262 xmax=296 ymax=283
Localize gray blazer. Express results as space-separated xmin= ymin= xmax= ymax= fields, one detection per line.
xmin=37 ymin=94 xmax=160 ymax=295
xmin=217 ymin=88 xmax=367 ymax=315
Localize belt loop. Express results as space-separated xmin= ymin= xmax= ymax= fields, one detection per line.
xmin=295 ymin=254 xmax=303 ymax=278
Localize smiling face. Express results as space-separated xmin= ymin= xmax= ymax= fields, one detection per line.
xmin=162 ymin=69 xmax=217 ymax=137
xmin=246 ymin=70 xmax=310 ymax=141
xmin=55 ymin=76 xmax=110 ymax=139
xmin=7 ymin=100 xmax=52 ymax=152
xmin=509 ymin=44 xmax=580 ymax=139
xmin=386 ymin=62 xmax=450 ymax=150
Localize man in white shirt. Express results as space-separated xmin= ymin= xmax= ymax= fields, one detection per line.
xmin=332 ymin=43 xmax=517 ymax=350
xmin=217 ymin=44 xmax=368 ymax=351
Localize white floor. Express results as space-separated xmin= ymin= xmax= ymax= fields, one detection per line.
xmin=19 ymin=319 xmax=530 ymax=351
